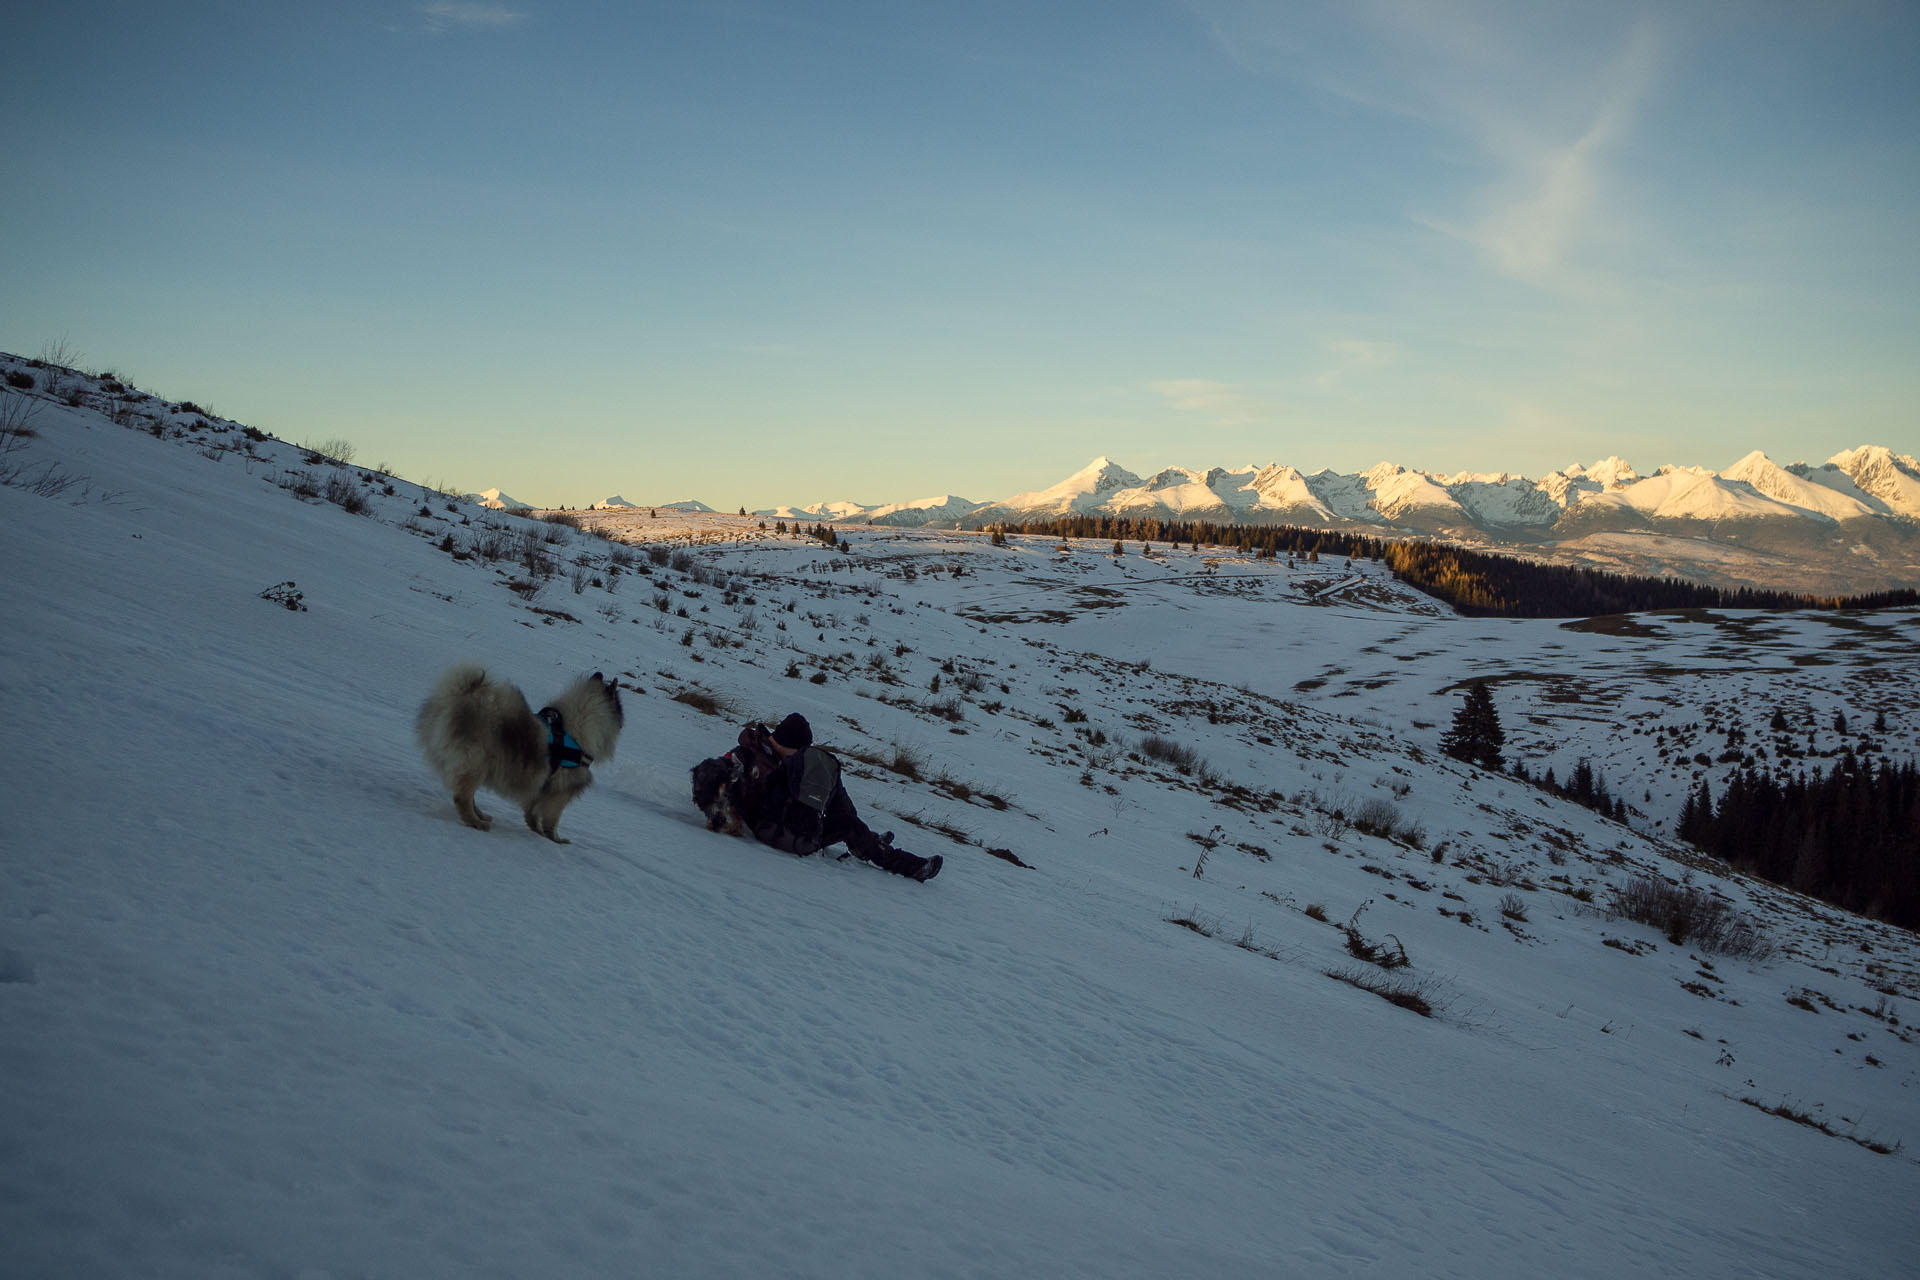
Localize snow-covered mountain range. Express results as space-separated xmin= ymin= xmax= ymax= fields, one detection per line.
xmin=753 ymin=448 xmax=1920 ymax=593
xmin=790 ymin=447 xmax=1920 ymax=530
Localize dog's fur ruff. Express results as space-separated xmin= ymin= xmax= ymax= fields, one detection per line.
xmin=416 ymin=664 xmax=624 ymax=843
xmin=690 ymin=753 xmax=748 ymax=836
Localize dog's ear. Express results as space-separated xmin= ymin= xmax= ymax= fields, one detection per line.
xmin=589 ymin=671 xmax=605 ymax=684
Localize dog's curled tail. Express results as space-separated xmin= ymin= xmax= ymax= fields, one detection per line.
xmin=430 ymin=663 xmax=493 ymax=701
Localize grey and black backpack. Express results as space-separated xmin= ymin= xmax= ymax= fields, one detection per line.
xmin=777 ymin=747 xmax=841 ymax=852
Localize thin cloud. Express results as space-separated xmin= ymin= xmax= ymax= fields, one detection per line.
xmin=1314 ymin=339 xmax=1397 ymax=391
xmin=420 ymin=3 xmax=528 ymax=33
xmin=1147 ymin=378 xmax=1279 ymax=425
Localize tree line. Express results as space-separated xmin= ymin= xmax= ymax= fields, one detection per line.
xmin=982 ymin=516 xmax=1919 ymax=617
xmin=1678 ymin=754 xmax=1920 ymax=931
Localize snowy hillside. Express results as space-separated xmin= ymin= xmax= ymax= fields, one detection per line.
xmin=5 ymin=359 xmax=1920 ymax=1279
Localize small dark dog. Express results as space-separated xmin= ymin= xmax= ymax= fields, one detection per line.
xmin=690 ymin=752 xmax=748 ymax=835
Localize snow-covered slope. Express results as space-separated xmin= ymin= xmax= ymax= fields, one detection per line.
xmin=968 ymin=455 xmax=1144 ymax=522
xmin=5 ymin=359 xmax=1920 ymax=1279
xmin=1820 ymin=445 xmax=1920 ymax=517
xmin=1721 ymin=450 xmax=1877 ymax=521
xmin=868 ymin=493 xmax=980 ymax=526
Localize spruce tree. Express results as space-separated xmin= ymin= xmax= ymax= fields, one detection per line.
xmin=1440 ymin=681 xmax=1505 ymax=770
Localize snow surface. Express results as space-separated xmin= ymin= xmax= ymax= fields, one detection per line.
xmin=5 ymin=367 xmax=1920 ymax=1279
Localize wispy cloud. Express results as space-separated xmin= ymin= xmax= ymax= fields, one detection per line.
xmin=1194 ymin=1 xmax=1664 ymax=298
xmin=1314 ymin=338 xmax=1397 ymax=391
xmin=420 ymin=3 xmax=528 ymax=33
xmin=1147 ymin=378 xmax=1280 ymax=425
xmin=1430 ymin=18 xmax=1660 ymax=298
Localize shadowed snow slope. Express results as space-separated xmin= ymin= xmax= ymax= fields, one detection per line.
xmin=3 ymin=364 xmax=1918 ymax=1279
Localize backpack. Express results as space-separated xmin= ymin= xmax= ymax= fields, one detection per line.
xmin=769 ymin=747 xmax=841 ymax=854
xmin=793 ymin=747 xmax=841 ymax=816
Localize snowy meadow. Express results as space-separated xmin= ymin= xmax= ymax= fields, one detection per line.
xmin=3 ymin=360 xmax=1918 ymax=1279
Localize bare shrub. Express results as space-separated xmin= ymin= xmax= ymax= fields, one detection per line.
xmin=470 ymin=526 xmax=514 ymax=562
xmin=1498 ymin=892 xmax=1529 ymax=922
xmin=1341 ymin=903 xmax=1409 ymax=969
xmin=323 ymin=469 xmax=368 ymax=514
xmin=926 ymin=696 xmax=966 ymax=723
xmin=36 ymin=336 xmax=84 ymax=398
xmin=885 ymin=742 xmax=925 ymax=780
xmin=515 ymin=529 xmax=555 ymax=580
xmin=1139 ymin=734 xmax=1207 ymax=776
xmin=0 ymin=386 xmax=41 ymax=439
xmin=1608 ymin=876 xmax=1774 ymax=960
xmin=1351 ymin=796 xmax=1403 ymax=840
xmin=301 ymin=437 xmax=357 ymax=466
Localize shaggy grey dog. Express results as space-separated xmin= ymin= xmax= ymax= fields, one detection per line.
xmin=416 ymin=665 xmax=623 ymax=843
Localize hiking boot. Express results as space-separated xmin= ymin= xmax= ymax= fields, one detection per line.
xmin=910 ymin=854 xmax=943 ymax=883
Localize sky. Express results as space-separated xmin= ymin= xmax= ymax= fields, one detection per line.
xmin=5 ymin=0 xmax=1917 ymax=509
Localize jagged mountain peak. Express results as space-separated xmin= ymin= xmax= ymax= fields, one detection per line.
xmin=471 ymin=487 xmax=533 ymax=511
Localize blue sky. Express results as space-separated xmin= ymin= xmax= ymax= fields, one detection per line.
xmin=5 ymin=0 xmax=1916 ymax=508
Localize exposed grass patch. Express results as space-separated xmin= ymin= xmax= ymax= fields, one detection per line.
xmin=671 ymin=688 xmax=730 ymax=716
xmin=1342 ymin=903 xmax=1409 ymax=969
xmin=1325 ymin=966 xmax=1439 ymax=1017
xmin=1737 ymin=1097 xmax=1902 ymax=1155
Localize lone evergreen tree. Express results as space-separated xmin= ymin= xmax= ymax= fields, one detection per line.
xmin=1440 ymin=681 xmax=1505 ymax=770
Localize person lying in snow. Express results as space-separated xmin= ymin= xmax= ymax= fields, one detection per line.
xmin=691 ymin=713 xmax=943 ymax=883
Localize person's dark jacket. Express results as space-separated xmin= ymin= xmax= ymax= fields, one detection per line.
xmin=736 ymin=732 xmax=923 ymax=874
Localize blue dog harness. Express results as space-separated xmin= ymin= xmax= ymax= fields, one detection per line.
xmin=537 ymin=707 xmax=591 ymax=774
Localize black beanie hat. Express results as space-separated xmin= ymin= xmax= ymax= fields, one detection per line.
xmin=773 ymin=713 xmax=813 ymax=750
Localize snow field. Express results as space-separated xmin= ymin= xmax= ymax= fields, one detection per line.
xmin=3 ymin=372 xmax=1918 ymax=1278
